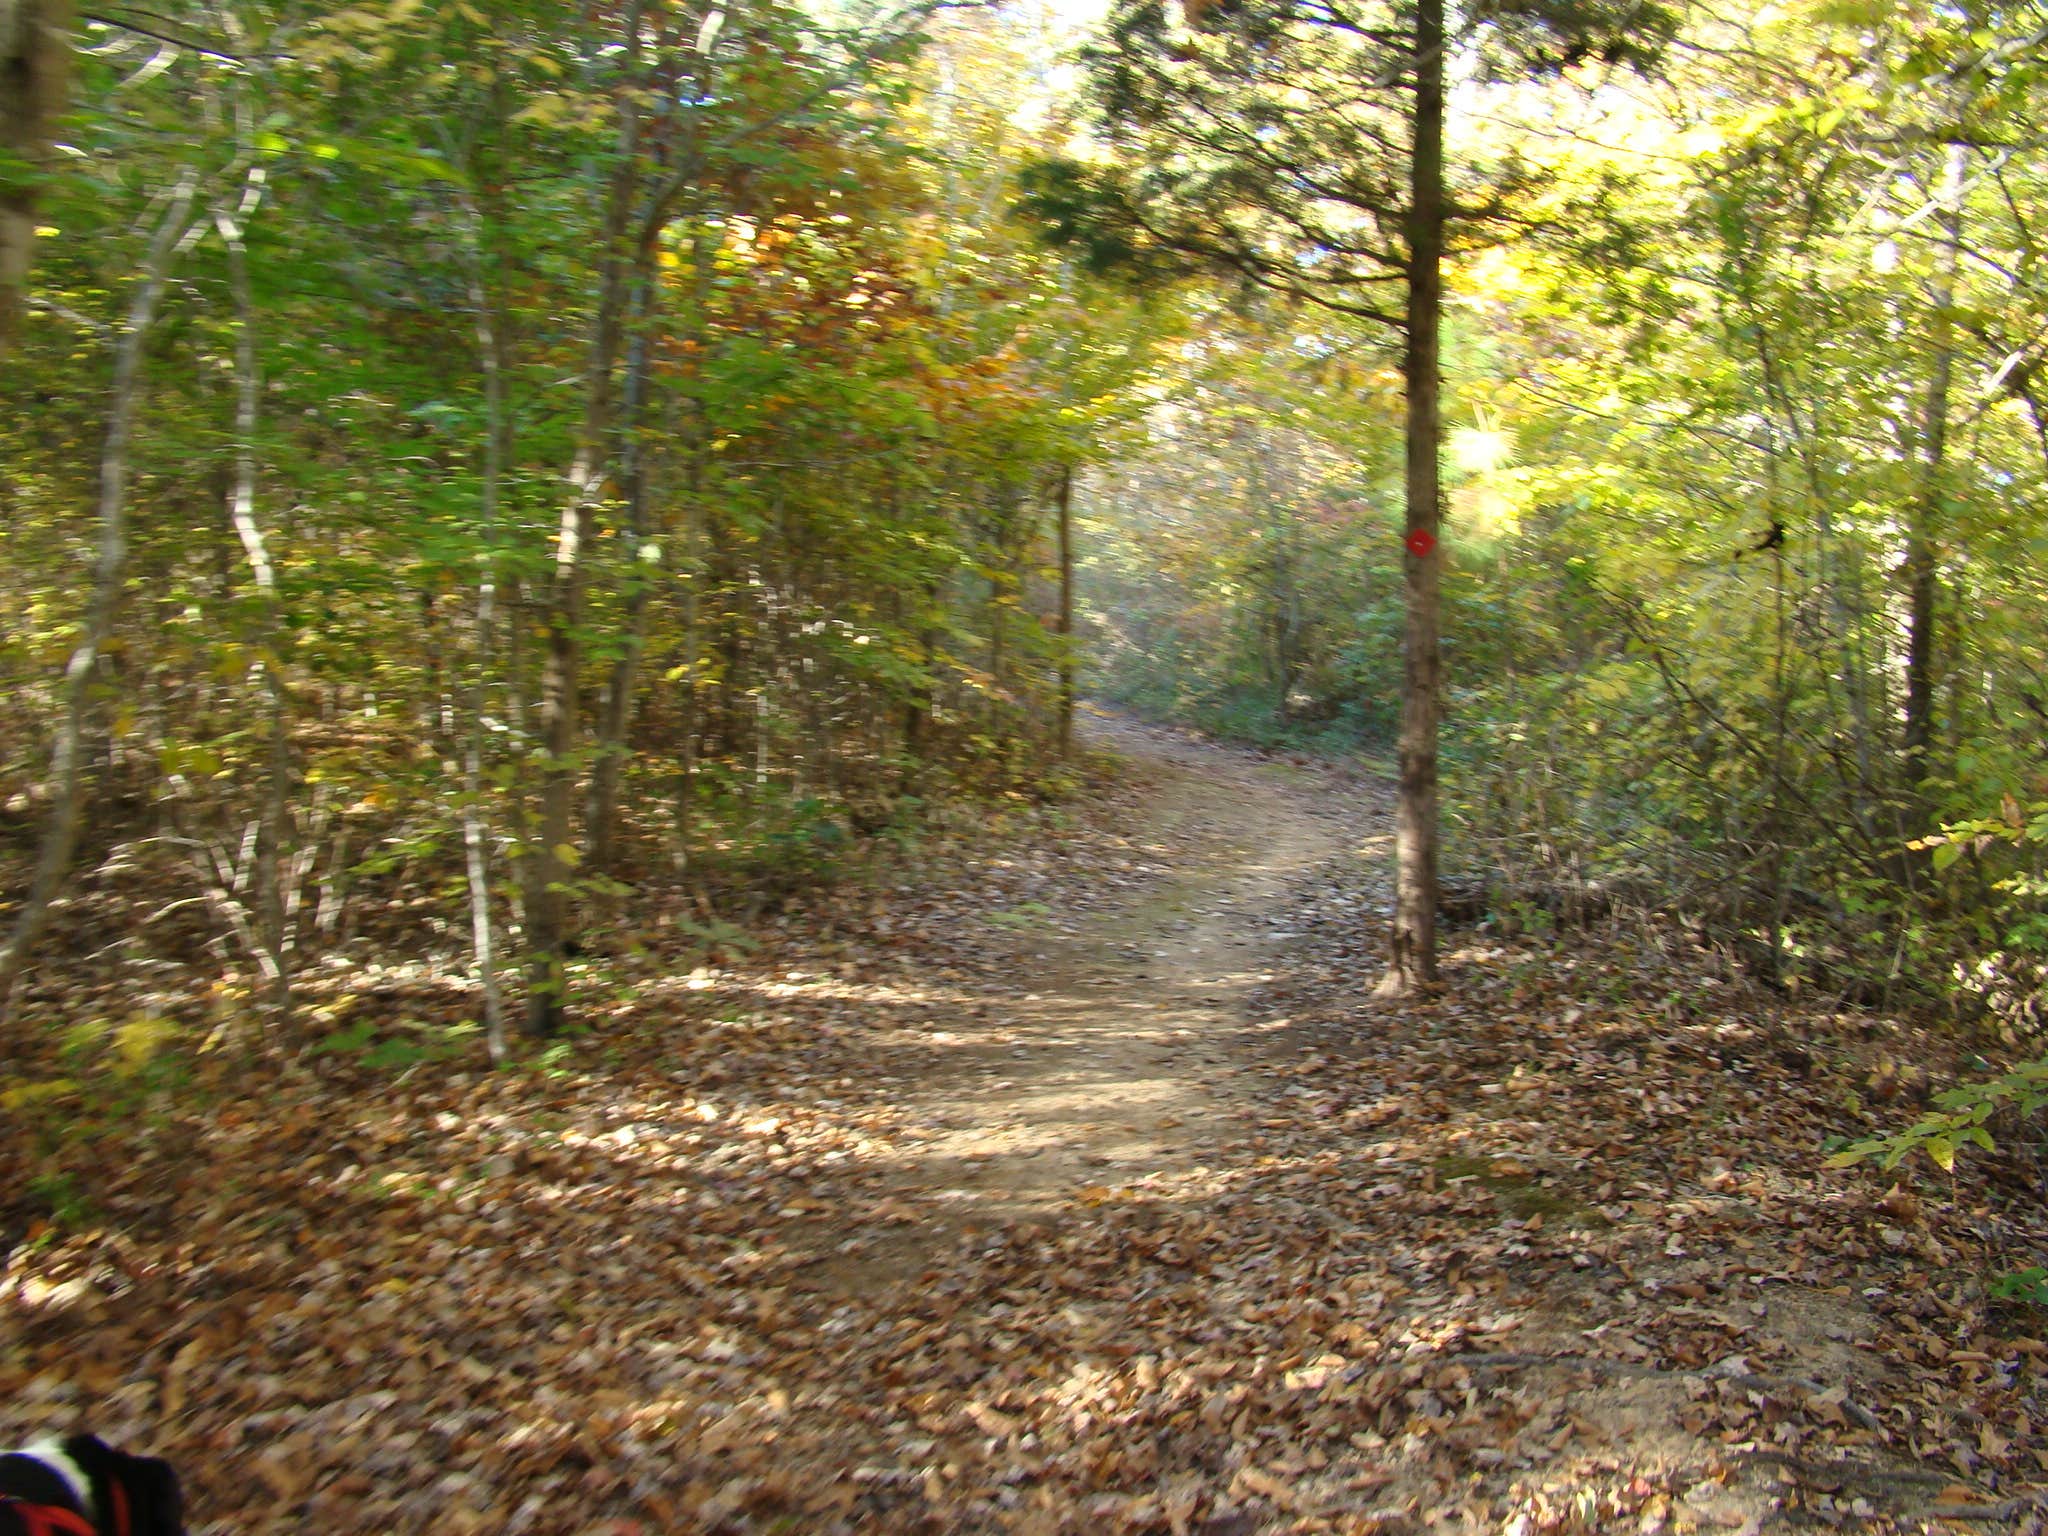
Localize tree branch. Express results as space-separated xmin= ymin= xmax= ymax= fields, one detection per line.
xmin=79 ymin=8 xmax=248 ymax=63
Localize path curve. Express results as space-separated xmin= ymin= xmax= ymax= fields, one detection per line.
xmin=818 ymin=715 xmax=1359 ymax=1289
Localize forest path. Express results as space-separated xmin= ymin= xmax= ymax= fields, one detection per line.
xmin=3 ymin=719 xmax=2021 ymax=1536
xmin=780 ymin=717 xmax=1972 ymax=1535
xmin=812 ymin=715 xmax=1364 ymax=1290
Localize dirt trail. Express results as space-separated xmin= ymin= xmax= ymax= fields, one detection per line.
xmin=818 ymin=717 xmax=1361 ymax=1278
xmin=791 ymin=720 xmax=1986 ymax=1534
xmin=9 ymin=717 xmax=2023 ymax=1535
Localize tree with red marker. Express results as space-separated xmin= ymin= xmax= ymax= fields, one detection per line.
xmin=1022 ymin=0 xmax=1669 ymax=994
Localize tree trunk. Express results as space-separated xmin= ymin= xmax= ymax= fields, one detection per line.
xmin=1757 ymin=334 xmax=1881 ymax=806
xmin=502 ymin=572 xmax=529 ymax=938
xmin=219 ymin=185 xmax=294 ymax=1027
xmin=585 ymin=276 xmax=660 ymax=874
xmin=0 ymin=170 xmax=196 ymax=1014
xmin=0 ymin=0 xmax=68 ymax=350
xmin=904 ymin=570 xmax=940 ymax=769
xmin=457 ymin=187 xmax=510 ymax=1065
xmin=1902 ymin=142 xmax=1964 ymax=793
xmin=673 ymin=489 xmax=707 ymax=868
xmin=520 ymin=54 xmax=647 ymax=1038
xmin=670 ymin=223 xmax=714 ymax=871
xmin=1056 ymin=463 xmax=1076 ymax=757
xmin=1376 ymin=0 xmax=1445 ymax=998
xmin=988 ymin=482 xmax=1017 ymax=699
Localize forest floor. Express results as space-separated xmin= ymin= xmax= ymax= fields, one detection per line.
xmin=5 ymin=717 xmax=2048 ymax=1534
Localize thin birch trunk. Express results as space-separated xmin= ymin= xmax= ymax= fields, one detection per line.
xmin=457 ymin=190 xmax=509 ymax=1065
xmin=0 ymin=170 xmax=197 ymax=1017
xmin=218 ymin=177 xmax=293 ymax=1026
xmin=503 ymin=572 xmax=529 ymax=937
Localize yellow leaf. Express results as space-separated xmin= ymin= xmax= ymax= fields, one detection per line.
xmin=1 ymin=1078 xmax=81 ymax=1111
xmin=114 ymin=1015 xmax=177 ymax=1075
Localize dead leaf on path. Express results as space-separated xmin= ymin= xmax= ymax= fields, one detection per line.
xmin=160 ymin=1337 xmax=204 ymax=1420
xmin=964 ymin=1400 xmax=1019 ymax=1438
xmin=252 ymin=1449 xmax=311 ymax=1504
xmin=1234 ymin=1464 xmax=1299 ymax=1511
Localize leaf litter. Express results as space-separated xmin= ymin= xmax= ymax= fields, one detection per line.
xmin=5 ymin=718 xmax=2048 ymax=1533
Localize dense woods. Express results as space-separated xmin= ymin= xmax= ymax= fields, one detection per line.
xmin=7 ymin=0 xmax=2048 ymax=1530
xmin=7 ymin=0 xmax=2044 ymax=1045
xmin=1070 ymin=0 xmax=2048 ymax=1032
xmin=1 ymin=0 xmax=1152 ymax=1044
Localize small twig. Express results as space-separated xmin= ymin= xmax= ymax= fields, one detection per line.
xmin=1738 ymin=1449 xmax=1948 ymax=1489
xmin=1742 ymin=1451 xmax=2044 ymax=1524
xmin=25 ymin=296 xmax=113 ymax=338
xmin=1447 ymin=1353 xmax=1884 ymax=1429
xmin=140 ymin=896 xmax=212 ymax=925
xmin=1904 ymin=1499 xmax=2028 ymax=1522
xmin=78 ymin=8 xmax=249 ymax=63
